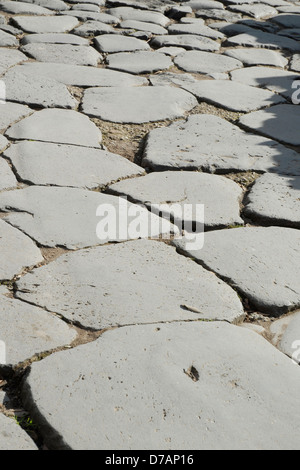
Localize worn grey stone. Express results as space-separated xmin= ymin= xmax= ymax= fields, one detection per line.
xmin=21 ymin=0 xmax=69 ymax=10
xmin=16 ymin=239 xmax=244 ymax=329
xmin=187 ymin=0 xmax=224 ymax=9
xmin=0 ymin=29 xmax=18 ymax=47
xmin=239 ymin=104 xmax=300 ymax=146
xmin=0 ymin=287 xmax=77 ymax=366
xmin=151 ymin=34 xmax=220 ymax=51
xmin=0 ymin=219 xmax=43 ymax=281
xmin=175 ymin=51 xmax=242 ymax=75
xmin=21 ymin=33 xmax=89 ymax=46
xmin=6 ymin=109 xmax=102 ymax=148
xmin=106 ymin=51 xmax=172 ymax=74
xmin=109 ymin=171 xmax=244 ymax=229
xmin=290 ymin=54 xmax=300 ymax=72
xmin=0 ymin=413 xmax=37 ymax=450
xmin=21 ymin=320 xmax=300 ymax=450
xmin=0 ymin=159 xmax=17 ymax=191
xmin=0 ymin=1 xmax=54 ymax=15
xmin=12 ymin=15 xmax=79 ymax=33
xmin=174 ymin=226 xmax=300 ymax=315
xmin=270 ymin=312 xmax=300 ymax=363
xmin=224 ymin=48 xmax=288 ymax=67
xmin=168 ymin=22 xmax=224 ymax=40
xmin=21 ymin=43 xmax=102 ymax=66
xmin=108 ymin=7 xmax=171 ymax=26
xmin=225 ymin=31 xmax=300 ymax=52
xmin=0 ymin=135 xmax=8 ymax=153
xmin=0 ymin=102 xmax=32 ymax=131
xmin=271 ymin=13 xmax=300 ymax=29
xmin=82 ymin=86 xmax=197 ymax=123
xmin=230 ymin=66 xmax=299 ymax=100
xmin=149 ymin=71 xmax=198 ymax=87
xmin=156 ymin=46 xmax=187 ymax=56
xmin=0 ymin=48 xmax=28 ymax=75
xmin=244 ymin=173 xmax=300 ymax=228
xmin=183 ymin=79 xmax=285 ymax=112
xmin=73 ymin=20 xmax=116 ymax=36
xmin=229 ymin=4 xmax=278 ymax=18
xmin=3 ymin=69 xmax=77 ymax=109
xmin=119 ymin=19 xmax=167 ymax=35
xmin=142 ymin=114 xmax=300 ymax=175
xmin=94 ymin=34 xmax=150 ymax=53
xmin=0 ymin=188 xmax=177 ymax=250
xmin=195 ymin=8 xmax=242 ymax=21
xmin=4 ymin=141 xmax=145 ymax=189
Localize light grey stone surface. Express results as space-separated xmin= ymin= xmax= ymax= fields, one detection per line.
xmin=168 ymin=22 xmax=224 ymax=40
xmin=239 ymin=104 xmax=300 ymax=146
xmin=149 ymin=71 xmax=198 ymax=87
xmin=0 ymin=219 xmax=43 ymax=280
xmin=143 ymin=114 xmax=300 ymax=175
xmin=0 ymin=48 xmax=28 ymax=75
xmin=12 ymin=15 xmax=79 ymax=33
xmin=0 ymin=102 xmax=32 ymax=131
xmin=0 ymin=1 xmax=54 ymax=15
xmin=119 ymin=19 xmax=167 ymax=35
xmin=16 ymin=239 xmax=244 ymax=329
xmin=0 ymin=29 xmax=18 ymax=47
xmin=21 ymin=320 xmax=300 ymax=450
xmin=4 ymin=141 xmax=145 ymax=189
xmin=151 ymin=34 xmax=220 ymax=51
xmin=0 ymin=413 xmax=37 ymax=450
xmin=0 ymin=158 xmax=17 ymax=191
xmin=109 ymin=171 xmax=244 ymax=228
xmin=290 ymin=54 xmax=300 ymax=72
xmin=0 ymin=187 xmax=177 ymax=249
xmin=224 ymin=48 xmax=288 ymax=67
xmin=0 ymin=135 xmax=8 ymax=153
xmin=82 ymin=86 xmax=197 ymax=123
xmin=0 ymin=286 xmax=77 ymax=366
xmin=270 ymin=312 xmax=300 ymax=363
xmin=73 ymin=20 xmax=116 ymax=36
xmin=174 ymin=226 xmax=300 ymax=315
xmin=174 ymin=51 xmax=243 ymax=74
xmin=244 ymin=173 xmax=300 ymax=228
xmin=229 ymin=3 xmax=278 ymax=18
xmin=94 ymin=34 xmax=150 ymax=53
xmin=108 ymin=7 xmax=170 ymax=26
xmin=6 ymin=109 xmax=102 ymax=147
xmin=21 ymin=33 xmax=89 ymax=46
xmin=106 ymin=51 xmax=172 ymax=74
xmin=21 ymin=43 xmax=102 ymax=66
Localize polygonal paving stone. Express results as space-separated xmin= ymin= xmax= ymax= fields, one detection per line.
xmin=270 ymin=312 xmax=300 ymax=363
xmin=12 ymin=15 xmax=79 ymax=33
xmin=108 ymin=7 xmax=170 ymax=26
xmin=73 ymin=20 xmax=116 ymax=36
xmin=106 ymin=0 xmax=171 ymax=9
xmin=0 ymin=29 xmax=18 ymax=47
xmin=244 ymin=173 xmax=300 ymax=228
xmin=149 ymin=71 xmax=198 ymax=87
xmin=182 ymin=79 xmax=285 ymax=112
xmin=16 ymin=239 xmax=244 ymax=329
xmin=0 ymin=413 xmax=37 ymax=450
xmin=82 ymin=86 xmax=197 ymax=123
xmin=0 ymin=135 xmax=8 ymax=153
xmin=21 ymin=320 xmax=300 ymax=450
xmin=21 ymin=33 xmax=90 ymax=46
xmin=6 ymin=109 xmax=102 ymax=147
xmin=194 ymin=8 xmax=242 ymax=21
xmin=271 ymin=13 xmax=300 ymax=29
xmin=0 ymin=159 xmax=17 ymax=191
xmin=229 ymin=4 xmax=278 ymax=18
xmin=0 ymin=187 xmax=177 ymax=250
xmin=230 ymin=66 xmax=300 ymax=100
xmin=109 ymin=171 xmax=244 ymax=229
xmin=239 ymin=104 xmax=300 ymax=146
xmin=168 ymin=22 xmax=224 ymax=40
xmin=0 ymin=286 xmax=77 ymax=367
xmin=13 ymin=62 xmax=148 ymax=87
xmin=106 ymin=51 xmax=172 ymax=74
xmin=119 ymin=19 xmax=167 ymax=35
xmin=187 ymin=0 xmax=224 ymax=9
xmin=151 ymin=34 xmax=220 ymax=51
xmin=21 ymin=0 xmax=69 ymax=10
xmin=224 ymin=48 xmax=288 ymax=67
xmin=4 ymin=141 xmax=145 ymax=189
xmin=94 ymin=34 xmax=150 ymax=53
xmin=21 ymin=43 xmax=102 ymax=66
xmin=3 ymin=69 xmax=77 ymax=109
xmin=0 ymin=48 xmax=28 ymax=75
xmin=290 ymin=54 xmax=300 ymax=72
xmin=142 ymin=114 xmax=300 ymax=175
xmin=0 ymin=102 xmax=32 ymax=131
xmin=0 ymin=1 xmax=54 ymax=15
xmin=225 ymin=31 xmax=300 ymax=52
xmin=0 ymin=219 xmax=43 ymax=281
xmin=174 ymin=51 xmax=242 ymax=75
xmin=174 ymin=226 xmax=300 ymax=315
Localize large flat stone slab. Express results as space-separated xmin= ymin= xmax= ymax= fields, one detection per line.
xmin=0 ymin=48 xmax=28 ymax=75
xmin=12 ymin=15 xmax=79 ymax=33
xmin=239 ymin=104 xmax=300 ymax=146
xmin=0 ymin=135 xmax=8 ymax=153
xmin=224 ymin=48 xmax=288 ymax=67
xmin=174 ymin=226 xmax=300 ymax=315
xmin=0 ymin=413 xmax=37 ymax=450
xmin=225 ymin=31 xmax=300 ymax=52
xmin=0 ymin=159 xmax=17 ymax=191
xmin=4 ymin=141 xmax=145 ymax=189
xmin=6 ymin=109 xmax=102 ymax=148
xmin=108 ymin=7 xmax=170 ymax=26
xmin=244 ymin=173 xmax=300 ymax=228
xmin=16 ymin=239 xmax=244 ymax=329
xmin=229 ymin=3 xmax=278 ymax=18
xmin=151 ymin=34 xmax=220 ymax=51
xmin=182 ymin=79 xmax=285 ymax=112
xmin=21 ymin=320 xmax=300 ymax=450
xmin=3 ymin=69 xmax=77 ymax=109
xmin=119 ymin=19 xmax=167 ymax=35
xmin=109 ymin=171 xmax=244 ymax=229
xmin=0 ymin=286 xmax=77 ymax=366
xmin=174 ymin=51 xmax=242 ymax=75
xmin=0 ymin=102 xmax=32 ymax=132
xmin=21 ymin=43 xmax=102 ymax=66
xmin=94 ymin=34 xmax=150 ymax=53
xmin=290 ymin=54 xmax=300 ymax=72
xmin=0 ymin=29 xmax=18 ymax=47
xmin=13 ymin=62 xmax=148 ymax=87
xmin=168 ymin=22 xmax=224 ymax=40
xmin=82 ymin=86 xmax=197 ymax=123
xmin=73 ymin=20 xmax=116 ymax=36
xmin=0 ymin=1 xmax=54 ymax=15
xmin=0 ymin=219 xmax=43 ymax=281
xmin=142 ymin=114 xmax=300 ymax=175
xmin=21 ymin=33 xmax=90 ymax=46
xmin=106 ymin=51 xmax=172 ymax=74
xmin=0 ymin=187 xmax=177 ymax=249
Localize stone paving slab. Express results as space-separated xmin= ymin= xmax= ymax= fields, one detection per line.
xmin=174 ymin=50 xmax=243 ymax=74
xmin=0 ymin=219 xmax=43 ymax=281
xmin=0 ymin=102 xmax=32 ymax=131
xmin=0 ymin=413 xmax=37 ymax=450
xmin=12 ymin=15 xmax=80 ymax=33
xmin=82 ymin=86 xmax=197 ymax=123
xmin=0 ymin=29 xmax=18 ymax=46
xmin=106 ymin=51 xmax=173 ymax=74
xmin=226 ymin=31 xmax=300 ymax=51
xmin=0 ymin=286 xmax=77 ymax=367
xmin=94 ymin=33 xmax=150 ymax=52
xmin=151 ymin=34 xmax=220 ymax=51
xmin=21 ymin=33 xmax=90 ymax=46
xmin=4 ymin=141 xmax=145 ymax=189
xmin=174 ymin=226 xmax=300 ymax=315
xmin=0 ymin=158 xmax=17 ymax=191
xmin=21 ymin=321 xmax=300 ymax=450
xmin=142 ymin=114 xmax=300 ymax=174
xmin=20 ymin=43 xmax=102 ymax=66
xmin=0 ymin=48 xmax=28 ymax=75
xmin=0 ymin=1 xmax=54 ymax=15
xmin=0 ymin=135 xmax=8 ymax=153
xmin=16 ymin=240 xmax=244 ymax=329
xmin=108 ymin=7 xmax=171 ymax=26
xmin=224 ymin=47 xmax=288 ymax=67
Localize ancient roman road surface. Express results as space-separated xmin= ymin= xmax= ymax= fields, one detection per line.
xmin=0 ymin=0 xmax=300 ymax=451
